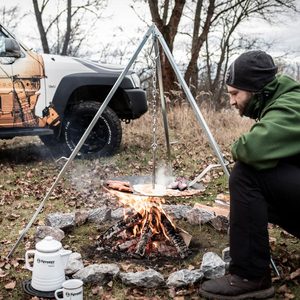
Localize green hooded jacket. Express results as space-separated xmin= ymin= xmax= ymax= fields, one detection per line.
xmin=231 ymin=74 xmax=300 ymax=170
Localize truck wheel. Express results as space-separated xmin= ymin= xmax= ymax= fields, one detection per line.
xmin=40 ymin=126 xmax=68 ymax=158
xmin=63 ymin=101 xmax=122 ymax=157
xmin=41 ymin=101 xmax=122 ymax=157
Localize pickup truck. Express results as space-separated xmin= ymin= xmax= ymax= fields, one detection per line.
xmin=0 ymin=24 xmax=147 ymax=157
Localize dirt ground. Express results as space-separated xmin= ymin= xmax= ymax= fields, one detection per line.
xmin=0 ymin=118 xmax=299 ymax=299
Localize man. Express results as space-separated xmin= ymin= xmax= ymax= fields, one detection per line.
xmin=199 ymin=50 xmax=300 ymax=299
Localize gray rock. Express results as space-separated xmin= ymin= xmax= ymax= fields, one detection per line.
xmin=162 ymin=204 xmax=193 ymax=220
xmin=73 ymin=263 xmax=119 ymax=284
xmin=221 ymin=247 xmax=231 ymax=263
xmin=111 ymin=207 xmax=133 ymax=220
xmin=74 ymin=211 xmax=89 ymax=226
xmin=186 ymin=208 xmax=215 ymax=225
xmin=35 ymin=226 xmax=65 ymax=242
xmin=221 ymin=247 xmax=231 ymax=271
xmin=166 ymin=269 xmax=204 ymax=287
xmin=200 ymin=252 xmax=226 ymax=279
xmin=119 ymin=269 xmax=164 ymax=288
xmin=45 ymin=213 xmax=75 ymax=231
xmin=65 ymin=252 xmax=84 ymax=275
xmin=210 ymin=215 xmax=229 ymax=233
xmin=88 ymin=207 xmax=111 ymax=224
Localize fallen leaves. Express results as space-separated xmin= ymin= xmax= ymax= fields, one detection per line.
xmin=290 ymin=268 xmax=300 ymax=280
xmin=6 ymin=213 xmax=20 ymax=221
xmin=0 ymin=136 xmax=299 ymax=300
xmin=10 ymin=259 xmax=19 ymax=268
xmin=278 ymin=284 xmax=295 ymax=299
xmin=0 ymin=269 xmax=8 ymax=278
xmin=168 ymin=285 xmax=198 ymax=299
xmin=0 ymin=256 xmax=24 ymax=284
xmin=4 ymin=281 xmax=16 ymax=290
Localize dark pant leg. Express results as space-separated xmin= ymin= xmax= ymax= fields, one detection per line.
xmin=260 ymin=162 xmax=300 ymax=239
xmin=229 ymin=161 xmax=300 ymax=279
xmin=229 ymin=162 xmax=270 ymax=279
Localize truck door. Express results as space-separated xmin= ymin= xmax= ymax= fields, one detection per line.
xmin=0 ymin=29 xmax=44 ymax=128
xmin=0 ymin=32 xmax=15 ymax=127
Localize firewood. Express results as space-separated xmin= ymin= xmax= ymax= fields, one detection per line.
xmin=161 ymin=214 xmax=189 ymax=258
xmin=98 ymin=213 xmax=142 ymax=241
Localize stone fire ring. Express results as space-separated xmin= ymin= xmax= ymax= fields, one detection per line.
xmin=33 ymin=204 xmax=228 ymax=289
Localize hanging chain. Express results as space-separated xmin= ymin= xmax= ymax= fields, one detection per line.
xmin=151 ymin=54 xmax=158 ymax=151
xmin=150 ymin=36 xmax=159 ymax=188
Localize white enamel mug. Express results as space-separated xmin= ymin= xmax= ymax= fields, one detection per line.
xmin=55 ymin=279 xmax=83 ymax=300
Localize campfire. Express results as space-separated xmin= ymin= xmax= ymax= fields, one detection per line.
xmin=97 ymin=181 xmax=191 ymax=259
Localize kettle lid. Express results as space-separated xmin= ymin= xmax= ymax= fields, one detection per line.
xmin=36 ymin=236 xmax=62 ymax=253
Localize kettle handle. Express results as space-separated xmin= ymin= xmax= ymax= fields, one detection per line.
xmin=25 ymin=250 xmax=36 ymax=271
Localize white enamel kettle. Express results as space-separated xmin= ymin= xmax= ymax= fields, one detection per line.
xmin=25 ymin=236 xmax=72 ymax=292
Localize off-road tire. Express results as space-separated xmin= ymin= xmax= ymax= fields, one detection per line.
xmin=41 ymin=101 xmax=122 ymax=158
xmin=40 ymin=126 xmax=67 ymax=158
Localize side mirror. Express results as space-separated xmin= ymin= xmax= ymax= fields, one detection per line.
xmin=0 ymin=37 xmax=21 ymax=58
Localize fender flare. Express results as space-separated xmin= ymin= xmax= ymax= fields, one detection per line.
xmin=52 ymin=73 xmax=132 ymax=118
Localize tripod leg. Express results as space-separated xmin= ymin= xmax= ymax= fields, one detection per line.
xmin=153 ymin=35 xmax=171 ymax=166
xmin=154 ymin=26 xmax=230 ymax=178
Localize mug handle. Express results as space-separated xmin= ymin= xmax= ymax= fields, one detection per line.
xmin=25 ymin=250 xmax=35 ymax=271
xmin=54 ymin=288 xmax=64 ymax=300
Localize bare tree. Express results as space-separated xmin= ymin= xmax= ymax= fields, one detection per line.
xmin=32 ymin=0 xmax=107 ymax=56
xmin=202 ymin=0 xmax=296 ymax=110
xmin=0 ymin=6 xmax=22 ymax=30
xmin=148 ymin=0 xmax=186 ymax=95
xmin=142 ymin=0 xmax=296 ymax=107
xmin=276 ymin=59 xmax=300 ymax=82
xmin=183 ymin=0 xmax=215 ymax=93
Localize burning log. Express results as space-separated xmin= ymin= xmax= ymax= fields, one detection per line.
xmin=99 ymin=212 xmax=143 ymax=241
xmin=98 ymin=184 xmax=192 ymax=259
xmin=135 ymin=212 xmax=153 ymax=256
xmin=115 ymin=239 xmax=139 ymax=251
xmin=97 ymin=207 xmax=190 ymax=258
xmin=135 ymin=225 xmax=152 ymax=256
xmin=161 ymin=214 xmax=189 ymax=258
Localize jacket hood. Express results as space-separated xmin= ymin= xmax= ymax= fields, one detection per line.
xmin=243 ymin=74 xmax=300 ymax=119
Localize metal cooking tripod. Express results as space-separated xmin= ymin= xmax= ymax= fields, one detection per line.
xmin=150 ymin=27 xmax=230 ymax=189
xmin=8 ymin=24 xmax=229 ymax=258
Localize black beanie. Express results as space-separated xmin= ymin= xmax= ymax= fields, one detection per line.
xmin=226 ymin=50 xmax=278 ymax=92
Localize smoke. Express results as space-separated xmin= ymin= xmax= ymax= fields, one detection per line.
xmin=155 ymin=164 xmax=174 ymax=187
xmin=68 ymin=157 xmax=117 ymax=193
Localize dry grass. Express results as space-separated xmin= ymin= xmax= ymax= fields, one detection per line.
xmin=124 ymin=105 xmax=253 ymax=151
xmin=121 ymin=105 xmax=253 ymax=180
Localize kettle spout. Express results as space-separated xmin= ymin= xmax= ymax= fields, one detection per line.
xmin=60 ymin=249 xmax=72 ymax=268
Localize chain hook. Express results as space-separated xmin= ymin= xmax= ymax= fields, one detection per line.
xmin=150 ymin=33 xmax=159 ymax=189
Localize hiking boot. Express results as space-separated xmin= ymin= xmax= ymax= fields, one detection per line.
xmin=198 ymin=274 xmax=275 ymax=299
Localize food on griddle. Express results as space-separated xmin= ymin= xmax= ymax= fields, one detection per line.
xmin=178 ymin=181 xmax=188 ymax=191
xmin=133 ymin=184 xmax=166 ymax=196
xmin=167 ymin=177 xmax=188 ymax=191
xmin=167 ymin=181 xmax=179 ymax=189
xmin=106 ymin=180 xmax=133 ymax=193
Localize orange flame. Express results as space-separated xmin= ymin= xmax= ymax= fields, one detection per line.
xmin=116 ymin=191 xmax=176 ymax=240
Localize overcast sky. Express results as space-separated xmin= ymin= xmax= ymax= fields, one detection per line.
xmin=240 ymin=1 xmax=300 ymax=61
xmin=3 ymin=0 xmax=300 ymax=63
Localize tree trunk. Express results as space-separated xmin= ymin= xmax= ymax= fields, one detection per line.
xmin=148 ymin=0 xmax=185 ymax=101
xmin=32 ymin=0 xmax=50 ymax=53
xmin=184 ymin=0 xmax=215 ymax=93
xmin=62 ymin=0 xmax=72 ymax=55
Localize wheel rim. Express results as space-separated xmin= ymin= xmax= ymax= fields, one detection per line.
xmin=65 ymin=114 xmax=112 ymax=154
